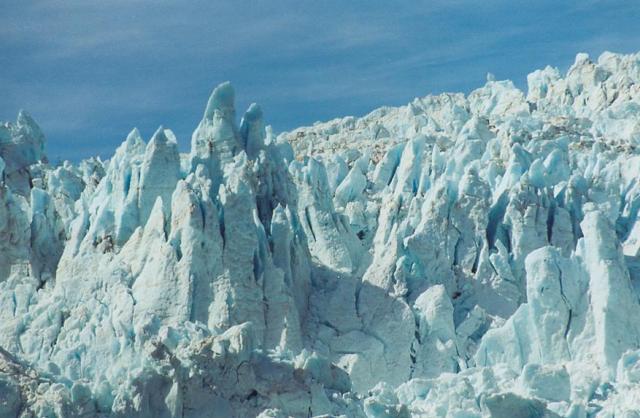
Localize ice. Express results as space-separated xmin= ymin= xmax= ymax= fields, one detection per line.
xmin=0 ymin=110 xmax=46 ymax=195
xmin=2 ymin=51 xmax=640 ymax=416
xmin=239 ymin=103 xmax=266 ymax=160
xmin=411 ymin=285 xmax=459 ymax=378
xmin=138 ymin=127 xmax=181 ymax=225
xmin=518 ymin=363 xmax=571 ymax=403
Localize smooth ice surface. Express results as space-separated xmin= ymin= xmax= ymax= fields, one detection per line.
xmin=2 ymin=51 xmax=640 ymax=417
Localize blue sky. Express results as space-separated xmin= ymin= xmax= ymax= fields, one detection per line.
xmin=2 ymin=1 xmax=640 ymax=161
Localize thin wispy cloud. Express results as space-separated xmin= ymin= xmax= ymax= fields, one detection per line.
xmin=1 ymin=0 xmax=639 ymax=161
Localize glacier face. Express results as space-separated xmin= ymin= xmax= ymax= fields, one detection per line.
xmin=2 ymin=51 xmax=640 ymax=417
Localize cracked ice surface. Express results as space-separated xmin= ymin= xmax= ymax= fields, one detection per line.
xmin=2 ymin=51 xmax=640 ymax=417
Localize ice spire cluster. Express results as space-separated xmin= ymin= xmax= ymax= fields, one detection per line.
xmin=2 ymin=52 xmax=640 ymax=417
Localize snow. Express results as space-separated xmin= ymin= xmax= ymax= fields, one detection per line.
xmin=2 ymin=51 xmax=640 ymax=417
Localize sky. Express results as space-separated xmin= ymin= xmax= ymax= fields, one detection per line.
xmin=2 ymin=1 xmax=640 ymax=162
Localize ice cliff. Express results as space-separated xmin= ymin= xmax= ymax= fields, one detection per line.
xmin=2 ymin=51 xmax=640 ymax=417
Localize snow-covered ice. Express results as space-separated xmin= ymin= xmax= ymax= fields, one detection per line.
xmin=2 ymin=51 xmax=640 ymax=417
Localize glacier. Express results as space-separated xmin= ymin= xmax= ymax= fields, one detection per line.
xmin=1 ymin=51 xmax=640 ymax=417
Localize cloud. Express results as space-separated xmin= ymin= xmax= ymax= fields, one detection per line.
xmin=2 ymin=0 xmax=640 ymax=160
